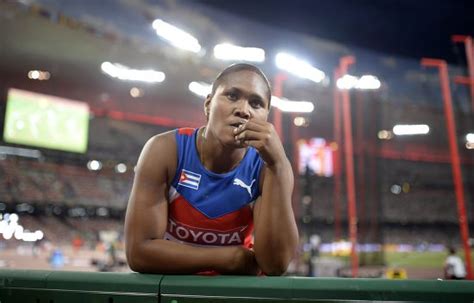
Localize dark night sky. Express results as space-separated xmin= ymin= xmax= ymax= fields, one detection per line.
xmin=195 ymin=0 xmax=474 ymax=64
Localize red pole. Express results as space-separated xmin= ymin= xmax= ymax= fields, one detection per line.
xmin=333 ymin=67 xmax=343 ymax=241
xmin=452 ymin=35 xmax=474 ymax=112
xmin=272 ymin=72 xmax=301 ymax=220
xmin=291 ymin=113 xmax=300 ymax=220
xmin=272 ymin=73 xmax=287 ymax=141
xmin=339 ymin=56 xmax=359 ymax=277
xmin=355 ymin=92 xmax=366 ymax=242
xmin=421 ymin=58 xmax=473 ymax=280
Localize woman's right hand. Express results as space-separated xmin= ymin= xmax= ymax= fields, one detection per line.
xmin=223 ymin=246 xmax=260 ymax=275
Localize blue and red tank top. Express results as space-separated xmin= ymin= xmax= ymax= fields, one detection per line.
xmin=165 ymin=128 xmax=264 ymax=248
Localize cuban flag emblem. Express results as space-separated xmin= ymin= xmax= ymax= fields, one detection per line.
xmin=178 ymin=169 xmax=201 ymax=190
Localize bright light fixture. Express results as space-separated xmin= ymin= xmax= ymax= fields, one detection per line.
xmin=115 ymin=163 xmax=127 ymax=173
xmin=275 ymin=52 xmax=326 ymax=83
xmin=188 ymin=81 xmax=212 ymax=98
xmin=87 ymin=160 xmax=102 ymax=171
xmin=337 ymin=74 xmax=381 ymax=90
xmin=467 ymin=133 xmax=474 ymax=149
xmin=466 ymin=133 xmax=474 ymax=143
xmin=357 ymin=75 xmax=381 ymax=89
xmin=271 ymin=96 xmax=314 ymax=113
xmin=152 ymin=19 xmax=201 ymax=53
xmin=390 ymin=184 xmax=402 ymax=195
xmin=101 ymin=62 xmax=165 ymax=83
xmin=336 ymin=74 xmax=358 ymax=89
xmin=28 ymin=70 xmax=40 ymax=79
xmin=130 ymin=87 xmax=144 ymax=98
xmin=0 ymin=213 xmax=44 ymax=242
xmin=28 ymin=70 xmax=50 ymax=80
xmin=214 ymin=43 xmax=265 ymax=62
xmin=377 ymin=130 xmax=393 ymax=140
xmin=393 ymin=124 xmax=430 ymax=135
xmin=294 ymin=116 xmax=309 ymax=127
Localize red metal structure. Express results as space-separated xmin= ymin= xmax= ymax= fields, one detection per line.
xmin=355 ymin=92 xmax=366 ymax=243
xmin=332 ymin=67 xmax=343 ymax=241
xmin=271 ymin=72 xmax=301 ymax=222
xmin=452 ymin=35 xmax=474 ymax=112
xmin=421 ymin=58 xmax=473 ymax=280
xmin=272 ymin=73 xmax=287 ymax=141
xmin=338 ymin=56 xmax=359 ymax=277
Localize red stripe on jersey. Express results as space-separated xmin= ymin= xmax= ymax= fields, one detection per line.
xmin=168 ymin=196 xmax=254 ymax=247
xmin=178 ymin=128 xmax=195 ymax=136
xmin=170 ymin=196 xmax=253 ymax=231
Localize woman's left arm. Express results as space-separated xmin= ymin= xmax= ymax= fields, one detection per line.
xmin=235 ymin=120 xmax=299 ymax=275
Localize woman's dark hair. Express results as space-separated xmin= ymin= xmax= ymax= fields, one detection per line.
xmin=210 ymin=63 xmax=272 ymax=108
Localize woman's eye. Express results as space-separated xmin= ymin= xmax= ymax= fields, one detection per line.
xmin=227 ymin=93 xmax=238 ymax=100
xmin=250 ymin=100 xmax=263 ymax=109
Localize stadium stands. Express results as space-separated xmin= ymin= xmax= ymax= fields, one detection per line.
xmin=0 ymin=0 xmax=473 ymax=278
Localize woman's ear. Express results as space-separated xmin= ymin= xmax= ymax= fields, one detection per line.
xmin=204 ymin=94 xmax=211 ymax=117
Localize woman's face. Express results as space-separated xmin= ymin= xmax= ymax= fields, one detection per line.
xmin=205 ymin=70 xmax=270 ymax=147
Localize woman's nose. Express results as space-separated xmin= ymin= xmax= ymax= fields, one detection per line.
xmin=234 ymin=101 xmax=251 ymax=118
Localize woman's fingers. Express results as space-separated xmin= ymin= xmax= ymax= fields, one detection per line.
xmin=234 ymin=120 xmax=266 ymax=135
xmin=235 ymin=129 xmax=266 ymax=141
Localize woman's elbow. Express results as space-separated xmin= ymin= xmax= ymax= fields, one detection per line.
xmin=126 ymin=243 xmax=148 ymax=273
xmin=262 ymin=259 xmax=290 ymax=276
xmin=259 ymin=254 xmax=293 ymax=276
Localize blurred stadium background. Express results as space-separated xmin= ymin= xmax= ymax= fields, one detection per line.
xmin=0 ymin=0 xmax=473 ymax=279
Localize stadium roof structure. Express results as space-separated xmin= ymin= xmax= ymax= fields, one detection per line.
xmin=0 ymin=0 xmax=473 ymax=147
xmin=197 ymin=0 xmax=474 ymax=64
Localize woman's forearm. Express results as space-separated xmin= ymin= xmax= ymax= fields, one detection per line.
xmin=253 ymin=160 xmax=299 ymax=275
xmin=128 ymin=239 xmax=222 ymax=273
xmin=127 ymin=238 xmax=258 ymax=275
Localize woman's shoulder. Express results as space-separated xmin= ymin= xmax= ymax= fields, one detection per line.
xmin=142 ymin=130 xmax=177 ymax=154
xmin=141 ymin=130 xmax=182 ymax=184
xmin=141 ymin=130 xmax=178 ymax=169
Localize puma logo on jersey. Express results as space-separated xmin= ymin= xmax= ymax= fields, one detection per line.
xmin=233 ymin=178 xmax=256 ymax=197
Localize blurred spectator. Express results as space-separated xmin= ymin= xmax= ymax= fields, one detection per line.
xmin=72 ymin=234 xmax=84 ymax=253
xmin=49 ymin=248 xmax=65 ymax=269
xmin=443 ymin=247 xmax=466 ymax=280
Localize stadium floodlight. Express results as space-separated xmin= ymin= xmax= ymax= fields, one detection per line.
xmin=101 ymin=62 xmax=165 ymax=83
xmin=393 ymin=124 xmax=430 ymax=135
xmin=28 ymin=70 xmax=50 ymax=80
xmin=21 ymin=231 xmax=42 ymax=242
xmin=35 ymin=230 xmax=44 ymax=240
xmin=152 ymin=19 xmax=201 ymax=53
xmin=0 ymin=213 xmax=43 ymax=242
xmin=467 ymin=133 xmax=474 ymax=149
xmin=87 ymin=160 xmax=102 ymax=171
xmin=130 ymin=87 xmax=144 ymax=98
xmin=214 ymin=43 xmax=265 ymax=63
xmin=356 ymin=75 xmax=381 ymax=90
xmin=271 ymin=96 xmax=314 ymax=113
xmin=275 ymin=52 xmax=326 ymax=83
xmin=337 ymin=74 xmax=381 ymax=90
xmin=188 ymin=81 xmax=212 ymax=98
xmin=336 ymin=74 xmax=358 ymax=89
xmin=466 ymin=133 xmax=474 ymax=143
xmin=377 ymin=130 xmax=393 ymax=140
xmin=13 ymin=225 xmax=23 ymax=240
xmin=115 ymin=163 xmax=127 ymax=174
xmin=293 ymin=116 xmax=309 ymax=127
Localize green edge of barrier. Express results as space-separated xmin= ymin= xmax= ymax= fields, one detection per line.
xmin=1 ymin=269 xmax=474 ymax=303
